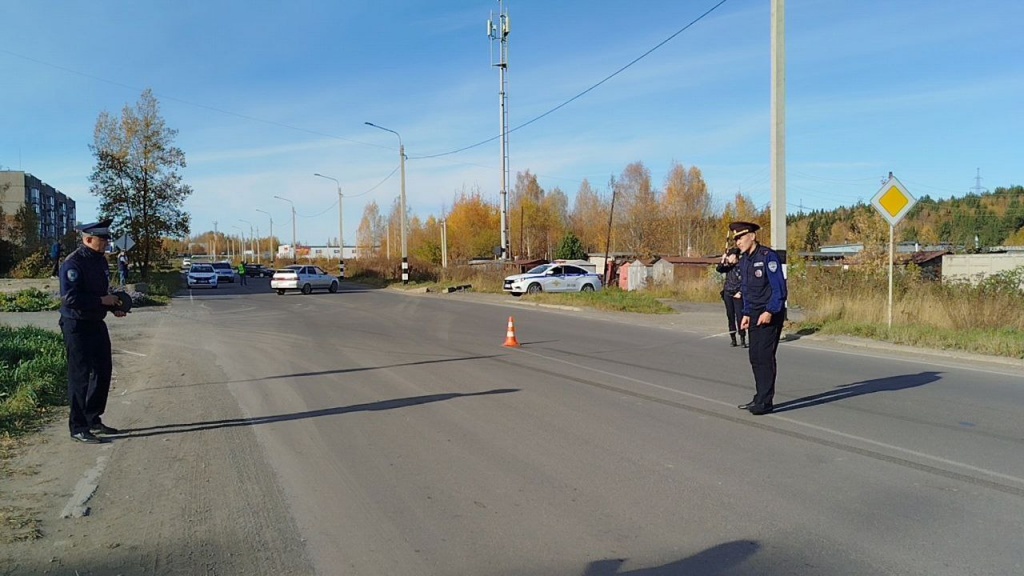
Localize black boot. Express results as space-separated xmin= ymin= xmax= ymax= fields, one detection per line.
xmin=730 ymin=333 xmax=738 ymax=347
xmin=740 ymin=332 xmax=747 ymax=348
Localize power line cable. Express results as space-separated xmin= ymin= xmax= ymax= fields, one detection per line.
xmin=410 ymin=0 xmax=732 ymax=160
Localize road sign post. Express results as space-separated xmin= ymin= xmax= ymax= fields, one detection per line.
xmin=871 ymin=175 xmax=917 ymax=329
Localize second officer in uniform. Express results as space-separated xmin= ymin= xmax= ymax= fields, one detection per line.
xmin=60 ymin=220 xmax=128 ymax=444
xmin=731 ymin=221 xmax=787 ymax=415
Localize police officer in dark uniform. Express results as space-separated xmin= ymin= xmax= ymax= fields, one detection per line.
xmin=716 ymin=246 xmax=746 ymax=347
xmin=59 ymin=220 xmax=127 ymax=443
xmin=730 ymin=221 xmax=788 ymax=415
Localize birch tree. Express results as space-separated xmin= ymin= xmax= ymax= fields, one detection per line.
xmin=89 ymin=89 xmax=192 ymax=277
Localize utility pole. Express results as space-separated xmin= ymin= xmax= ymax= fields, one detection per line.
xmin=365 ymin=123 xmax=407 ymax=283
xmin=489 ymin=0 xmax=511 ymax=260
xmin=441 ymin=219 xmax=448 ymax=268
xmin=256 ymin=209 xmax=273 ymax=266
xmin=213 ymin=221 xmax=218 ymax=259
xmin=771 ymin=0 xmax=787 ymax=262
xmin=274 ymin=196 xmax=297 ymax=262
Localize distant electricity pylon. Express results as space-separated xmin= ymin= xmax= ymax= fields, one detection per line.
xmin=488 ymin=0 xmax=511 ymax=260
xmin=970 ymin=168 xmax=988 ymax=195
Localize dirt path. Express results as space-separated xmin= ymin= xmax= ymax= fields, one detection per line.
xmin=0 ymin=305 xmax=312 ymax=575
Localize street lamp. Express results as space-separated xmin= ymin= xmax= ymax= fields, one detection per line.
xmin=256 ymin=209 xmax=274 ymax=266
xmin=313 ymin=173 xmax=344 ymax=264
xmin=231 ymin=225 xmax=244 ymax=261
xmin=365 ymin=121 xmax=407 ymax=284
xmin=274 ymin=195 xmax=297 ymax=262
xmin=239 ymin=219 xmax=254 ymax=261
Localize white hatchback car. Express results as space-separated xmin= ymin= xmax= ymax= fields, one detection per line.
xmin=186 ymin=264 xmax=218 ymax=289
xmin=503 ymin=263 xmax=603 ymax=296
xmin=271 ymin=265 xmax=339 ymax=295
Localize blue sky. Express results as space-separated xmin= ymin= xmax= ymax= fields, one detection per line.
xmin=2 ymin=0 xmax=1021 ymax=246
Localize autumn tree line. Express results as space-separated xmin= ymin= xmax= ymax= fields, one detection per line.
xmin=353 ymin=161 xmax=767 ymax=265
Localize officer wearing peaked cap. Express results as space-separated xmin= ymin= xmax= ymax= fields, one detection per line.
xmin=730 ymin=221 xmax=788 ymax=415
xmin=59 ymin=220 xmax=126 ymax=444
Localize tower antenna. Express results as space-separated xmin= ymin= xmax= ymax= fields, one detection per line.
xmin=488 ymin=0 xmax=511 ymax=259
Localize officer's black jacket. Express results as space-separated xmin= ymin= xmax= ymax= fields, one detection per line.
xmin=60 ymin=245 xmax=110 ymax=321
xmin=739 ymin=244 xmax=787 ymax=316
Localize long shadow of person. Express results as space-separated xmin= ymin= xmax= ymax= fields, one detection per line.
xmin=772 ymin=371 xmax=942 ymax=413
xmin=120 ymin=388 xmax=519 ymax=438
xmin=583 ymin=540 xmax=760 ymax=575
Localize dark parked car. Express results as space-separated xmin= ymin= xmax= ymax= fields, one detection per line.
xmin=243 ymin=264 xmax=274 ymax=277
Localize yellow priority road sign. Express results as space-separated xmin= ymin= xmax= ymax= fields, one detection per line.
xmin=871 ymin=175 xmax=917 ymax=227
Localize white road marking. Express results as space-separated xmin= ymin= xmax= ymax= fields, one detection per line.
xmin=115 ymin=349 xmax=146 ymax=357
xmin=514 ymin=347 xmax=1024 ymax=489
xmin=60 ymin=453 xmax=110 ymax=518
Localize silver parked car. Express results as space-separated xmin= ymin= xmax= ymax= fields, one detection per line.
xmin=210 ymin=261 xmax=236 ymax=283
xmin=271 ymin=265 xmax=339 ymax=295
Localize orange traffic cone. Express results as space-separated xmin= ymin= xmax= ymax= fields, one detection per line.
xmin=503 ymin=316 xmax=520 ymax=347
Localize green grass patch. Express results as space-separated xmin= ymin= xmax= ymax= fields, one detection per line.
xmin=0 ymin=326 xmax=67 ymax=436
xmin=526 ymin=288 xmax=675 ymax=314
xmin=0 ymin=289 xmax=60 ymax=313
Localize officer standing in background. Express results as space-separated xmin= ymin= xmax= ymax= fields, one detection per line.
xmin=59 ymin=220 xmax=127 ymax=444
xmin=731 ymin=221 xmax=788 ymax=415
xmin=716 ymin=246 xmax=746 ymax=348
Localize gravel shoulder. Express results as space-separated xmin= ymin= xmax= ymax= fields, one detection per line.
xmin=0 ymin=304 xmax=312 ymax=576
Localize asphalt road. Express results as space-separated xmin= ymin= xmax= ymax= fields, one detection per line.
xmin=171 ymin=278 xmax=1024 ymax=576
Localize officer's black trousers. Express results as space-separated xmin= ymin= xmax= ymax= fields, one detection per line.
xmin=60 ymin=317 xmax=112 ymax=434
xmin=721 ymin=291 xmax=745 ymax=336
xmin=746 ymin=309 xmax=784 ymax=408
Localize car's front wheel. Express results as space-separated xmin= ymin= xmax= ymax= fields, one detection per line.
xmin=276 ymin=289 xmax=285 ymax=295
xmin=526 ymin=283 xmax=542 ymax=294
xmin=301 ymin=283 xmax=313 ymax=295
xmin=329 ymin=281 xmax=338 ymax=293
xmin=581 ymin=284 xmax=595 ymax=292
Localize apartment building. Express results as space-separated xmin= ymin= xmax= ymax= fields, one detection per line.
xmin=0 ymin=170 xmax=77 ymax=243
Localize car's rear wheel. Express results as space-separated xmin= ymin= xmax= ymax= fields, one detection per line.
xmin=329 ymin=281 xmax=338 ymax=293
xmin=526 ymin=283 xmax=542 ymax=294
xmin=276 ymin=289 xmax=285 ymax=295
xmin=581 ymin=284 xmax=595 ymax=292
xmin=301 ymin=283 xmax=313 ymax=295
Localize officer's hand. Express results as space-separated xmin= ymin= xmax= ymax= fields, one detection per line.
xmin=113 ymin=310 xmax=127 ymax=318
xmin=740 ymin=316 xmax=750 ymax=330
xmin=101 ymin=294 xmax=120 ymax=307
xmin=757 ymin=311 xmax=772 ymax=326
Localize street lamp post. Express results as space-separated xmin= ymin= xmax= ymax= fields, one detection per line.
xmin=274 ymin=196 xmax=297 ymax=262
xmin=256 ymin=209 xmax=274 ymax=266
xmin=239 ymin=219 xmax=254 ymax=261
xmin=365 ymin=122 xmax=407 ymax=284
xmin=313 ymin=173 xmax=344 ymax=268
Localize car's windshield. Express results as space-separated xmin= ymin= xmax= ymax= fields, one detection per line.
xmin=211 ymin=262 xmax=231 ymax=270
xmin=191 ymin=265 xmax=213 ymax=273
xmin=526 ymin=264 xmax=552 ymax=275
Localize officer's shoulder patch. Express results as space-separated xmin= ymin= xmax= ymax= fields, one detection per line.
xmin=768 ymin=261 xmax=778 ymax=273
xmin=66 ymin=268 xmax=79 ymax=282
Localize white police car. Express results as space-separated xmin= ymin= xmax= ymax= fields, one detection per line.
xmin=503 ymin=263 xmax=603 ymax=296
xmin=186 ymin=264 xmax=218 ymax=289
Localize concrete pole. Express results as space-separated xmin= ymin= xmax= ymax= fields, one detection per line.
xmin=771 ymin=0 xmax=787 ymax=260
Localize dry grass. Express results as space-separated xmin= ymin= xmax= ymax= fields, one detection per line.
xmin=0 ymin=506 xmax=42 ymax=542
xmin=787 ymin=264 xmax=1024 ymax=358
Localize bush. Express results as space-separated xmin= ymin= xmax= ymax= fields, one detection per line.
xmin=0 ymin=326 xmax=67 ymax=435
xmin=0 ymin=289 xmax=60 ymax=312
xmin=10 ymin=249 xmax=52 ymax=279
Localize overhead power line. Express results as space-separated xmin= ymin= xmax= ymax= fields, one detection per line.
xmin=411 ymin=0 xmax=732 ymax=160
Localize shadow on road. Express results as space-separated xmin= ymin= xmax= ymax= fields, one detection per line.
xmin=773 ymin=371 xmax=942 ymax=413
xmin=120 ymin=388 xmax=519 ymax=438
xmin=140 ymin=354 xmax=506 ymax=392
xmin=583 ymin=540 xmax=759 ymax=575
